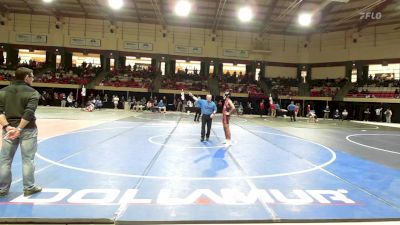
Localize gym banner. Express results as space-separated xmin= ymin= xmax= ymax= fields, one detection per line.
xmin=175 ymin=45 xmax=202 ymax=55
xmin=124 ymin=41 xmax=153 ymax=51
xmin=70 ymin=37 xmax=101 ymax=47
xmin=16 ymin=34 xmax=47 ymax=43
xmin=223 ymin=49 xmax=249 ymax=58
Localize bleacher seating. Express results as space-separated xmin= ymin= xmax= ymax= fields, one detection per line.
xmin=1 ymin=64 xmax=101 ymax=85
xmin=220 ymin=83 xmax=263 ymax=94
xmin=162 ymin=73 xmax=208 ymax=91
xmin=310 ymin=86 xmax=339 ymax=97
xmin=309 ymin=78 xmax=347 ymax=97
xmin=266 ymin=77 xmax=300 ymax=96
xmin=18 ymin=60 xmax=47 ymax=71
xmin=100 ymin=66 xmax=153 ymax=88
xmin=347 ymin=86 xmax=400 ymax=98
xmin=0 ymin=69 xmax=14 ymax=81
xmin=219 ymin=72 xmax=263 ymax=95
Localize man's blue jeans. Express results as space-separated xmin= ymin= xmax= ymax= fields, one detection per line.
xmin=0 ymin=128 xmax=38 ymax=192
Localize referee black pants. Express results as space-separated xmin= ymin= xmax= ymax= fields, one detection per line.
xmin=289 ymin=110 xmax=296 ymax=121
xmin=201 ymin=115 xmax=212 ymax=140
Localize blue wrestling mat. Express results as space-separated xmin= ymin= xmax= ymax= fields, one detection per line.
xmin=1 ymin=114 xmax=400 ymax=224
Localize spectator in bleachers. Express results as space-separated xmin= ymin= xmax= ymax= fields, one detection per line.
xmin=67 ymin=92 xmax=74 ymax=107
xmin=146 ymin=98 xmax=154 ymax=111
xmin=385 ymin=108 xmax=392 ymax=123
xmin=349 ymin=84 xmax=399 ymax=99
xmin=40 ymin=91 xmax=51 ymax=106
xmin=309 ymin=78 xmax=347 ymax=97
xmin=259 ymin=99 xmax=265 ymax=118
xmin=348 ymin=75 xmax=399 ymax=99
xmin=162 ymin=72 xmax=208 ymax=91
xmin=153 ymin=96 xmax=157 ymax=106
xmin=363 ymin=108 xmax=371 ymax=121
xmin=323 ymin=106 xmax=330 ymax=120
xmin=53 ymin=92 xmax=60 ymax=106
xmin=113 ymin=95 xmax=119 ymax=109
xmin=102 ymin=65 xmax=153 ymax=89
xmin=247 ymin=101 xmax=254 ymax=114
xmin=237 ymin=102 xmax=244 ymax=116
xmin=342 ymin=109 xmax=348 ymax=121
xmin=0 ymin=53 xmax=4 ymax=66
xmin=333 ymin=109 xmax=340 ymax=120
xmin=375 ymin=107 xmax=383 ymax=122
xmin=103 ymin=94 xmax=109 ymax=103
xmin=267 ymin=77 xmax=299 ymax=96
xmin=182 ymin=99 xmax=187 ymax=112
xmin=219 ymin=72 xmax=263 ymax=95
xmin=194 ymin=97 xmax=201 ymax=122
xmin=157 ymin=100 xmax=166 ymax=113
xmin=217 ymin=100 xmax=223 ymax=113
xmin=0 ymin=70 xmax=13 ymax=81
xmin=60 ymin=93 xmax=67 ymax=107
xmin=187 ymin=99 xmax=193 ymax=108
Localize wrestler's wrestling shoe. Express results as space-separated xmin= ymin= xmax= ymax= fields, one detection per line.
xmin=0 ymin=190 xmax=8 ymax=197
xmin=224 ymin=140 xmax=232 ymax=147
xmin=24 ymin=186 xmax=42 ymax=197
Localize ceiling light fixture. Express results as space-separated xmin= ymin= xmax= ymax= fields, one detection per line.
xmin=298 ymin=13 xmax=312 ymax=27
xmin=238 ymin=6 xmax=253 ymax=22
xmin=108 ymin=0 xmax=123 ymax=10
xmin=175 ymin=0 xmax=192 ymax=17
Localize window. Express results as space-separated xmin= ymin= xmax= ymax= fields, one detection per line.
xmin=2 ymin=51 xmax=7 ymax=64
xmin=161 ymin=62 xmax=166 ymax=75
xmin=56 ymin=55 xmax=62 ymax=69
xmin=175 ymin=60 xmax=201 ymax=74
xmin=72 ymin=53 xmax=101 ymax=67
xmin=222 ymin=63 xmax=246 ymax=76
xmin=209 ymin=65 xmax=214 ymax=74
xmin=110 ymin=58 xmax=115 ymax=70
xmin=125 ymin=56 xmax=152 ymax=71
xmin=301 ymin=70 xmax=308 ymax=83
xmin=18 ymin=49 xmax=46 ymax=64
xmin=351 ymin=68 xmax=357 ymax=83
xmin=255 ymin=68 xmax=261 ymax=81
xmin=368 ymin=64 xmax=400 ymax=80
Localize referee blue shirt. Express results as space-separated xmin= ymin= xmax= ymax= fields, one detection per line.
xmin=196 ymin=99 xmax=217 ymax=116
xmin=287 ymin=103 xmax=296 ymax=111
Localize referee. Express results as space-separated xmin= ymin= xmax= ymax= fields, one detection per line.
xmin=189 ymin=92 xmax=217 ymax=142
xmin=0 ymin=67 xmax=42 ymax=197
xmin=287 ymin=101 xmax=296 ymax=122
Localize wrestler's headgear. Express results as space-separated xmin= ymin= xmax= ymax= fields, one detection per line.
xmin=223 ymin=90 xmax=231 ymax=99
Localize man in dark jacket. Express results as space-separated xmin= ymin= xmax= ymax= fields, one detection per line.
xmin=0 ymin=67 xmax=42 ymax=197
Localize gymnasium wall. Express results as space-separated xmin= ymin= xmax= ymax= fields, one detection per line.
xmin=265 ymin=66 xmax=297 ymax=78
xmin=311 ymin=66 xmax=346 ymax=79
xmin=0 ymin=14 xmax=300 ymax=62
xmin=0 ymin=13 xmax=399 ymax=64
xmin=306 ymin=25 xmax=400 ymax=63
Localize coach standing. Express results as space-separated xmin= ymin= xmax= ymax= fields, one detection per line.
xmin=189 ymin=92 xmax=217 ymax=142
xmin=0 ymin=67 xmax=42 ymax=197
